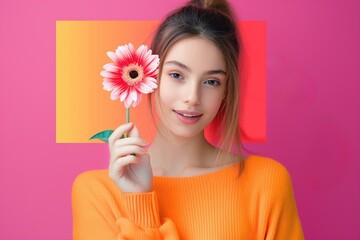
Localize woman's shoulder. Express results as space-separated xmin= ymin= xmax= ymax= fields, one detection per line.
xmin=73 ymin=169 xmax=109 ymax=183
xmin=242 ymin=155 xmax=293 ymax=188
xmin=72 ymin=169 xmax=112 ymax=194
xmin=244 ymin=155 xmax=289 ymax=172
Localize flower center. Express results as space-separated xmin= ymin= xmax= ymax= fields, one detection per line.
xmin=122 ymin=63 xmax=144 ymax=86
xmin=129 ymin=70 xmax=138 ymax=79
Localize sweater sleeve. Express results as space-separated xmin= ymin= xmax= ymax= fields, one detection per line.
xmin=72 ymin=170 xmax=180 ymax=240
xmin=260 ymin=165 xmax=304 ymax=240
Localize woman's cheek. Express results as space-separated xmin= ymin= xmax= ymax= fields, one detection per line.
xmin=158 ymin=80 xmax=176 ymax=107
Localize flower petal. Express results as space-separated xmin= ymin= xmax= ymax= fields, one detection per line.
xmin=144 ymin=60 xmax=160 ymax=75
xmin=127 ymin=43 xmax=135 ymax=53
xmin=131 ymin=93 xmax=141 ymax=108
xmin=141 ymin=49 xmax=152 ymax=66
xmin=103 ymin=79 xmax=118 ymax=91
xmin=144 ymin=69 xmax=159 ymax=79
xmin=107 ymin=51 xmax=118 ymax=64
xmin=101 ymin=71 xmax=120 ymax=78
xmin=123 ymin=99 xmax=130 ymax=108
xmin=118 ymin=44 xmax=135 ymax=63
xmin=130 ymin=88 xmax=138 ymax=102
xmin=136 ymin=82 xmax=154 ymax=93
xmin=120 ymin=88 xmax=129 ymax=102
xmin=124 ymin=94 xmax=133 ymax=108
xmin=135 ymin=45 xmax=147 ymax=64
xmin=103 ymin=63 xmax=121 ymax=72
xmin=103 ymin=74 xmax=128 ymax=91
xmin=143 ymin=77 xmax=158 ymax=89
xmin=144 ymin=54 xmax=158 ymax=68
xmin=110 ymin=87 xmax=122 ymax=100
xmin=135 ymin=93 xmax=142 ymax=106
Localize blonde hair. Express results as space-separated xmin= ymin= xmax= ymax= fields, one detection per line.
xmin=150 ymin=0 xmax=245 ymax=166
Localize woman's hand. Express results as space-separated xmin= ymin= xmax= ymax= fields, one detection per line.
xmin=108 ymin=123 xmax=153 ymax=193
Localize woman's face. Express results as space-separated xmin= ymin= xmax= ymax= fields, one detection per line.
xmin=156 ymin=37 xmax=227 ymax=139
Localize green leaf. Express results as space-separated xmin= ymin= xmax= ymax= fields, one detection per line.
xmin=89 ymin=130 xmax=114 ymax=143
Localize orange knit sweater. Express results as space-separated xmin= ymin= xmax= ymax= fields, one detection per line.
xmin=72 ymin=155 xmax=304 ymax=239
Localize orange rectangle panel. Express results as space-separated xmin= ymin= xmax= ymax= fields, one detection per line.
xmin=56 ymin=21 xmax=266 ymax=143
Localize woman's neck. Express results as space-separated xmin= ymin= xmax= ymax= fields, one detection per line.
xmin=148 ymin=130 xmax=218 ymax=177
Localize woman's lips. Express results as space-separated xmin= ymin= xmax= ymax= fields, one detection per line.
xmin=173 ymin=110 xmax=203 ymax=124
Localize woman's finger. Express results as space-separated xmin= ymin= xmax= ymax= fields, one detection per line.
xmin=110 ymin=145 xmax=147 ymax=165
xmin=113 ymin=137 xmax=148 ymax=149
xmin=109 ymin=155 xmax=139 ymax=177
xmin=127 ymin=124 xmax=141 ymax=138
xmin=108 ymin=123 xmax=134 ymax=147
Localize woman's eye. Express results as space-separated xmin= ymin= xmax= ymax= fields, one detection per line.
xmin=204 ymin=79 xmax=220 ymax=86
xmin=169 ymin=73 xmax=182 ymax=79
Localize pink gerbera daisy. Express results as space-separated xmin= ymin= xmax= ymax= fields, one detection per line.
xmin=101 ymin=43 xmax=159 ymax=108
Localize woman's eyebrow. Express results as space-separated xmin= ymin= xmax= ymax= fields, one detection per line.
xmin=164 ymin=60 xmax=226 ymax=75
xmin=164 ymin=60 xmax=191 ymax=72
xmin=205 ymin=70 xmax=227 ymax=75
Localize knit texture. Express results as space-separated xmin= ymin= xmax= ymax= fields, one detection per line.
xmin=72 ymin=155 xmax=304 ymax=239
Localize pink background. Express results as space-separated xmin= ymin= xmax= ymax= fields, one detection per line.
xmin=0 ymin=0 xmax=359 ymax=239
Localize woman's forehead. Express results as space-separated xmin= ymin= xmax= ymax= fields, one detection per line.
xmin=163 ymin=37 xmax=226 ymax=72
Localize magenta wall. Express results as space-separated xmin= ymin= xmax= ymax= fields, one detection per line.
xmin=0 ymin=0 xmax=359 ymax=239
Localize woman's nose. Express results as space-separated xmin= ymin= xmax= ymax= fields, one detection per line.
xmin=184 ymin=82 xmax=201 ymax=106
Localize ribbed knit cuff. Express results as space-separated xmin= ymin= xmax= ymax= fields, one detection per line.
xmin=123 ymin=192 xmax=161 ymax=228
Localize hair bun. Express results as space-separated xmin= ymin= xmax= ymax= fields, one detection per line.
xmin=190 ymin=0 xmax=234 ymax=18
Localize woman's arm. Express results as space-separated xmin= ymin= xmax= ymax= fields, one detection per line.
xmin=258 ymin=163 xmax=304 ymax=240
xmin=72 ymin=171 xmax=180 ymax=240
xmin=72 ymin=123 xmax=180 ymax=239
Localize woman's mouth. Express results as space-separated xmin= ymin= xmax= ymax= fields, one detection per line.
xmin=173 ymin=110 xmax=203 ymax=124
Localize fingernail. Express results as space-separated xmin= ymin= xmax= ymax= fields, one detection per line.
xmin=141 ymin=141 xmax=150 ymax=146
xmin=141 ymin=140 xmax=149 ymax=146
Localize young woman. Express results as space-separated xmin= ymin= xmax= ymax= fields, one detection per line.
xmin=72 ymin=0 xmax=304 ymax=239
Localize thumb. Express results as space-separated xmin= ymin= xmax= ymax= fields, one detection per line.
xmin=127 ymin=124 xmax=141 ymax=138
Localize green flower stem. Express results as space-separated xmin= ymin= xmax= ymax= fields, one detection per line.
xmin=125 ymin=107 xmax=135 ymax=156
xmin=126 ymin=107 xmax=130 ymax=124
xmin=126 ymin=107 xmax=130 ymax=138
